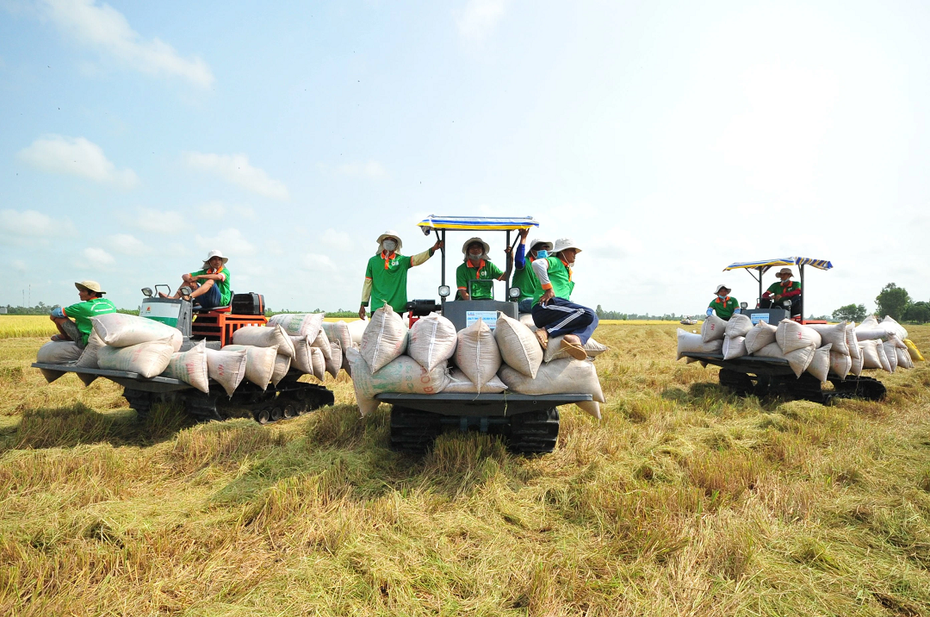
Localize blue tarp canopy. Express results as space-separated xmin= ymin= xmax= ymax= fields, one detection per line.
xmin=723 ymin=257 xmax=833 ymax=273
xmin=417 ymin=215 xmax=539 ymax=232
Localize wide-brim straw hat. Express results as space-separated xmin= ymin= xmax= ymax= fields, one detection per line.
xmin=777 ymin=267 xmax=793 ymax=276
xmin=203 ymin=249 xmax=229 ymax=267
xmin=75 ymin=280 xmax=105 ymax=294
xmin=376 ymin=231 xmax=403 ymax=252
xmin=462 ymin=237 xmax=491 ymax=255
xmin=552 ymin=238 xmax=582 ymax=254
xmin=714 ymin=284 xmax=731 ymax=294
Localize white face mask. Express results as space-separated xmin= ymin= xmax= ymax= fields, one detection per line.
xmin=382 ymin=240 xmax=397 ymax=252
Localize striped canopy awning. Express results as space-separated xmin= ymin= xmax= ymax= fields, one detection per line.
xmin=723 ymin=257 xmax=833 ymax=273
xmin=417 ymin=215 xmax=539 ymax=232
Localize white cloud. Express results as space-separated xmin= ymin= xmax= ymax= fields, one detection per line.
xmin=194 ymin=228 xmax=257 ymax=258
xmin=37 ymin=0 xmax=214 ymax=87
xmin=0 ymin=208 xmax=58 ymax=236
xmin=299 ymin=253 xmax=338 ymax=273
xmin=107 ymin=233 xmax=146 ymax=254
xmin=319 ymin=228 xmax=355 ymax=252
xmin=183 ymin=152 xmax=290 ymax=200
xmin=195 ymin=200 xmax=257 ymax=221
xmin=12 ymin=260 xmax=28 ymax=273
xmin=455 ymin=0 xmax=508 ymax=42
xmin=126 ymin=207 xmax=185 ymax=233
xmin=18 ymin=135 xmax=138 ymax=187
xmin=81 ymin=246 xmax=115 ymax=267
xmin=335 ymin=160 xmax=389 ymax=179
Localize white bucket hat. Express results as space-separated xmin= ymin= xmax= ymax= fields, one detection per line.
xmin=529 ymin=239 xmax=553 ymax=252
xmin=75 ymin=280 xmax=105 ymax=294
xmin=715 ymin=284 xmax=731 ymax=294
xmin=462 ymin=237 xmax=491 ymax=256
xmin=552 ymin=238 xmax=582 ymax=254
xmin=203 ymin=249 xmax=228 ymax=267
xmin=376 ymin=231 xmax=403 ymax=252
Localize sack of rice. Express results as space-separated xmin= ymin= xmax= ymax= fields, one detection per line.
xmin=882 ymin=341 xmax=898 ymax=373
xmin=345 ymin=347 xmax=450 ymax=417
xmin=858 ymin=315 xmax=879 ymax=329
xmin=876 ymin=340 xmax=893 ymax=372
xmin=289 ymin=335 xmax=314 ymax=375
xmin=830 ymin=350 xmax=851 ymax=379
xmin=701 ymin=314 xmax=727 ymax=343
xmin=310 ymin=347 xmax=326 ymax=381
xmin=454 ymin=318 xmax=501 ymax=389
xmin=722 ymin=335 xmax=747 ymax=360
xmin=499 ymin=358 xmax=606 ymax=403
xmin=36 ymin=340 xmax=83 ymax=363
xmin=326 ymin=340 xmax=342 ymax=378
xmin=859 ymin=339 xmax=883 ymax=370
xmin=854 ymin=328 xmax=888 ymax=342
xmin=232 ymin=324 xmax=296 ymax=358
xmin=896 ymin=346 xmax=913 ymax=370
xmin=346 ymin=318 xmax=368 ymax=346
xmin=677 ymin=329 xmax=723 ymax=360
xmin=323 ymin=320 xmax=355 ymax=372
xmin=443 ymin=368 xmax=507 ymax=394
xmin=850 ymin=352 xmax=864 ymax=377
xmin=518 ymin=313 xmax=536 ymax=328
xmin=744 ymin=321 xmax=777 ymax=354
xmin=845 ymin=323 xmax=861 ymax=360
xmin=204 ymin=346 xmax=248 ymax=397
xmin=494 ymin=312 xmax=543 ymax=378
xmin=163 ymin=340 xmax=209 ymax=393
xmin=806 ymin=344 xmax=833 ymax=382
xmin=753 ymin=342 xmax=816 ymax=378
xmin=91 ymin=313 xmax=182 ymax=351
xmin=222 ymin=344 xmax=278 ymax=389
xmin=272 ymin=353 xmax=291 ymax=385
xmin=75 ymin=330 xmax=105 ymax=368
xmin=407 ymin=312 xmax=457 ymax=372
xmin=776 ymin=319 xmax=822 ymax=354
xmin=724 ymin=313 xmax=753 ymax=338
xmin=904 ymin=338 xmax=924 ymax=362
xmin=807 ymin=322 xmax=849 ymax=356
xmin=311 ymin=327 xmax=333 ymax=366
xmin=268 ymin=312 xmax=324 ymax=339
xmin=880 ymin=315 xmax=908 ymax=341
xmin=574 ymin=400 xmax=602 ymax=420
xmin=98 ymin=340 xmax=174 ymax=378
xmin=543 ymin=336 xmax=609 ymax=362
xmin=360 ymin=305 xmax=408 ymax=373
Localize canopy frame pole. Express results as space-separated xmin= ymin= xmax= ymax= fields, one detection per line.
xmin=440 ymin=229 xmax=447 ymax=312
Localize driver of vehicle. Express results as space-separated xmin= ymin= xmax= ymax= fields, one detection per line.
xmin=760 ymin=267 xmax=801 ymax=316
xmin=455 ymin=237 xmax=512 ymax=301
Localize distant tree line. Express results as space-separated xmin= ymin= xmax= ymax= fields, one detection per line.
xmin=833 ymin=283 xmax=930 ymax=324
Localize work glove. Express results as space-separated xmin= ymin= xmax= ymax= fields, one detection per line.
xmin=706 ymin=308 xmax=713 ymax=316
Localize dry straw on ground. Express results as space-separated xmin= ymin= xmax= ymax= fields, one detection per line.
xmin=2 ymin=319 xmax=930 ymax=615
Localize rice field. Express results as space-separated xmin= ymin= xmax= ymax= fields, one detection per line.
xmin=0 ymin=315 xmax=58 ymax=339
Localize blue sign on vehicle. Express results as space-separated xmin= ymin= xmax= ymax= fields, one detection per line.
xmin=465 ymin=311 xmax=499 ymax=329
xmin=750 ymin=312 xmax=770 ymax=324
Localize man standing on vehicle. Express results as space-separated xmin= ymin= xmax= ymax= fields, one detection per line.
xmin=360 ymin=231 xmax=443 ymax=319
xmin=760 ymin=267 xmax=802 ymax=316
xmin=512 ymin=228 xmax=552 ymax=313
xmin=49 ymin=280 xmax=117 ymax=348
xmin=531 ymin=238 xmax=598 ymax=361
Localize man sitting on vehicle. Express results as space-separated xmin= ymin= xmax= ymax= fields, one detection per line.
xmin=455 ymin=237 xmax=512 ymax=301
xmin=512 ymin=228 xmax=552 ymax=313
xmin=759 ymin=267 xmax=801 ymax=316
xmin=50 ymin=280 xmax=117 ymax=348
xmin=706 ymin=284 xmax=740 ymax=320
xmin=161 ymin=249 xmax=231 ymax=310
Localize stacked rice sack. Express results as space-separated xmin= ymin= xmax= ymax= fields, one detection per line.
xmin=676 ymin=313 xmax=920 ymax=382
xmin=346 ymin=305 xmax=608 ymax=419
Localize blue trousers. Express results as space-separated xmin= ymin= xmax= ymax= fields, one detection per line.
xmin=194 ymin=283 xmax=223 ymax=309
xmin=531 ymin=297 xmax=599 ymax=345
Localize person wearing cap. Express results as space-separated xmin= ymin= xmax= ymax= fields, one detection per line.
xmin=162 ymin=249 xmax=231 ymax=309
xmin=760 ymin=267 xmax=801 ymax=316
xmin=706 ymin=284 xmax=741 ymax=320
xmin=531 ymin=237 xmax=598 ymax=361
xmin=455 ymin=237 xmax=513 ymax=301
xmin=512 ymin=228 xmax=552 ymax=313
xmin=49 ymin=280 xmax=117 ymax=348
xmin=359 ymin=231 xmax=443 ymax=319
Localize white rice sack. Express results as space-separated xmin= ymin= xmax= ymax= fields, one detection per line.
xmin=845 ymin=323 xmax=861 ymax=360
xmin=163 ymin=341 xmax=209 ymax=393
xmin=701 ymin=315 xmax=727 ymax=343
xmin=454 ymin=318 xmax=502 ymax=389
xmin=858 ymin=315 xmax=879 ymax=329
xmin=544 ymin=336 xmax=610 ymax=362
xmin=859 ymin=340 xmax=883 ymax=370
xmin=222 ymin=344 xmax=278 ymax=389
xmin=518 ymin=313 xmax=536 ymax=328
xmin=268 ymin=313 xmax=325 ymax=339
xmin=346 ymin=348 xmax=450 ymax=417
xmin=854 ymin=328 xmax=889 ymax=342
xmin=272 ymin=353 xmax=291 ymax=385
xmin=326 ymin=340 xmax=343 ymax=378
xmin=876 ymin=340 xmax=893 ymax=372
xmin=311 ymin=327 xmax=333 ymax=366
xmin=494 ymin=312 xmax=543 ymax=378
xmin=850 ymin=352 xmax=864 ymax=377
xmin=752 ymin=341 xmax=785 ymax=360
xmin=443 ymin=368 xmax=507 ymax=394
xmin=97 ymin=340 xmax=174 ymax=379
xmin=232 ymin=324 xmax=296 ymax=358
xmin=724 ymin=314 xmax=753 ymax=338
xmin=346 ymin=318 xmax=368 ymax=347
xmin=310 ymin=347 xmax=326 ymax=381
xmin=289 ymin=335 xmax=314 ymax=375
xmin=360 ymin=305 xmax=409 ymax=373
xmin=753 ymin=342 xmax=815 ymax=378
xmin=575 ymin=400 xmax=602 ymax=420
xmin=882 ymin=341 xmax=898 ymax=373
xmin=744 ymin=321 xmax=777 ymax=354
xmin=776 ymin=319 xmax=822 ymax=354
xmin=91 ymin=313 xmax=182 ymax=351
xmin=806 ymin=344 xmax=832 ymax=383
xmin=36 ymin=340 xmax=83 ymax=363
xmin=880 ymin=315 xmax=908 ymax=341
xmin=499 ymin=358 xmax=606 ymax=403
xmin=407 ymin=312 xmax=457 ymax=372
xmin=830 ymin=350 xmax=851 ymax=380
xmin=898 ymin=346 xmax=914 ymax=369
xmin=676 ymin=329 xmax=724 ymax=360
xmin=323 ymin=321 xmax=354 ymax=371
xmin=722 ymin=335 xmax=748 ymax=360
xmin=807 ymin=322 xmax=849 ymax=356
xmin=204 ymin=347 xmax=248 ymax=397
xmin=75 ymin=330 xmax=105 ymax=368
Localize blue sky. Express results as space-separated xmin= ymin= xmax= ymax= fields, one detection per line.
xmin=2 ymin=0 xmax=929 ymax=317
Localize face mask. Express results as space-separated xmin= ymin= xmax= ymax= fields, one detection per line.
xmin=535 ymin=249 xmax=548 ymax=260
xmin=382 ymin=240 xmax=397 ymax=252
xmin=718 ymin=293 xmax=727 ymax=299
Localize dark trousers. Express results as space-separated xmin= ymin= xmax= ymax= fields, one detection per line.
xmin=531 ymin=297 xmax=599 ymax=344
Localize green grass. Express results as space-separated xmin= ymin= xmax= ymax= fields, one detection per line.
xmin=1 ymin=325 xmax=930 ymax=615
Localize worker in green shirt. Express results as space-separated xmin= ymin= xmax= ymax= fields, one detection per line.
xmin=161 ymin=249 xmax=231 ymax=309
xmin=359 ymin=231 xmax=443 ymax=319
xmin=760 ymin=267 xmax=802 ymax=317
xmin=512 ymin=228 xmax=552 ymax=313
xmin=706 ymin=284 xmax=741 ymax=320
xmin=50 ymin=280 xmax=117 ymax=347
xmin=455 ymin=237 xmax=513 ymax=300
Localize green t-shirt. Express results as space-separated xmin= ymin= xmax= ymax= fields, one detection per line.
xmin=766 ymin=281 xmax=801 ymax=297
xmin=456 ymin=259 xmax=503 ymax=300
xmin=63 ymin=297 xmax=117 ymax=345
xmin=191 ymin=267 xmax=231 ymax=306
xmin=540 ymin=256 xmax=575 ymax=301
xmin=364 ymin=253 xmax=414 ymax=313
xmin=708 ymin=296 xmax=739 ymax=320
xmin=512 ymin=257 xmax=544 ymax=302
